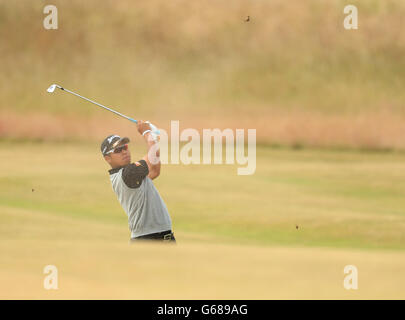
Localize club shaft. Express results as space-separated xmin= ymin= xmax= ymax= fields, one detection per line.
xmin=60 ymin=87 xmax=138 ymax=124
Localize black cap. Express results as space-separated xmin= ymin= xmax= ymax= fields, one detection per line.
xmin=101 ymin=135 xmax=130 ymax=156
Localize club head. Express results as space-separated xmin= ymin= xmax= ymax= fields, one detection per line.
xmin=47 ymin=84 xmax=59 ymax=93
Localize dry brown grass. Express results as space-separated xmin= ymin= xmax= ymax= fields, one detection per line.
xmin=1 ymin=0 xmax=405 ymax=149
xmin=2 ymin=110 xmax=405 ymax=150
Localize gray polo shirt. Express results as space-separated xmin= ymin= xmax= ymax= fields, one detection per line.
xmin=109 ymin=160 xmax=172 ymax=238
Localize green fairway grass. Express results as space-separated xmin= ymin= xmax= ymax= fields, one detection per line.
xmin=1 ymin=141 xmax=404 ymax=299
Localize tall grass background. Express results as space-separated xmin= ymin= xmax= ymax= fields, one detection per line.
xmin=1 ymin=0 xmax=404 ymax=148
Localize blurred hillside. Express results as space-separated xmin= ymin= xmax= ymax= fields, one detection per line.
xmin=1 ymin=0 xmax=405 ymax=148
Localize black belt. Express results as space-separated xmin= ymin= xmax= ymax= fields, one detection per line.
xmin=131 ymin=230 xmax=176 ymax=242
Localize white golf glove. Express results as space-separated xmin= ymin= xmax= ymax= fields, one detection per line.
xmin=144 ymin=121 xmax=160 ymax=142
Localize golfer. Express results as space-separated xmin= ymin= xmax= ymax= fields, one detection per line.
xmin=101 ymin=121 xmax=175 ymax=242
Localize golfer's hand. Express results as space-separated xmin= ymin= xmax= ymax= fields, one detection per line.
xmin=137 ymin=120 xmax=152 ymax=135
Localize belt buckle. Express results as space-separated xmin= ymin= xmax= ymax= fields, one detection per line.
xmin=163 ymin=233 xmax=172 ymax=241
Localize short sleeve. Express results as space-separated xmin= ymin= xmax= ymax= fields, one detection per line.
xmin=121 ymin=160 xmax=149 ymax=188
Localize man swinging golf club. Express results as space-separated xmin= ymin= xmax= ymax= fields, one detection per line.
xmin=101 ymin=121 xmax=176 ymax=242
xmin=46 ymin=84 xmax=174 ymax=242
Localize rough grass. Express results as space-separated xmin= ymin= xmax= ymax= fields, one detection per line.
xmin=1 ymin=0 xmax=405 ymax=149
xmin=3 ymin=109 xmax=405 ymax=149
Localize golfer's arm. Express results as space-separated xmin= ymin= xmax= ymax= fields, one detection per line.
xmin=142 ymin=132 xmax=160 ymax=180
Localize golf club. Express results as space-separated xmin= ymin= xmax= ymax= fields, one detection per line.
xmin=47 ymin=84 xmax=160 ymax=136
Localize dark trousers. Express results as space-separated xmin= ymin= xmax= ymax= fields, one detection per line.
xmin=131 ymin=230 xmax=176 ymax=243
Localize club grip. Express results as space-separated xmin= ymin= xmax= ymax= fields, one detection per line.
xmin=129 ymin=118 xmax=160 ymax=135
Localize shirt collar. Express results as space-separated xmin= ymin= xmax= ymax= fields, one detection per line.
xmin=109 ymin=167 xmax=123 ymax=175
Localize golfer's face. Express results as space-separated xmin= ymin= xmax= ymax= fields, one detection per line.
xmin=109 ymin=144 xmax=131 ymax=167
